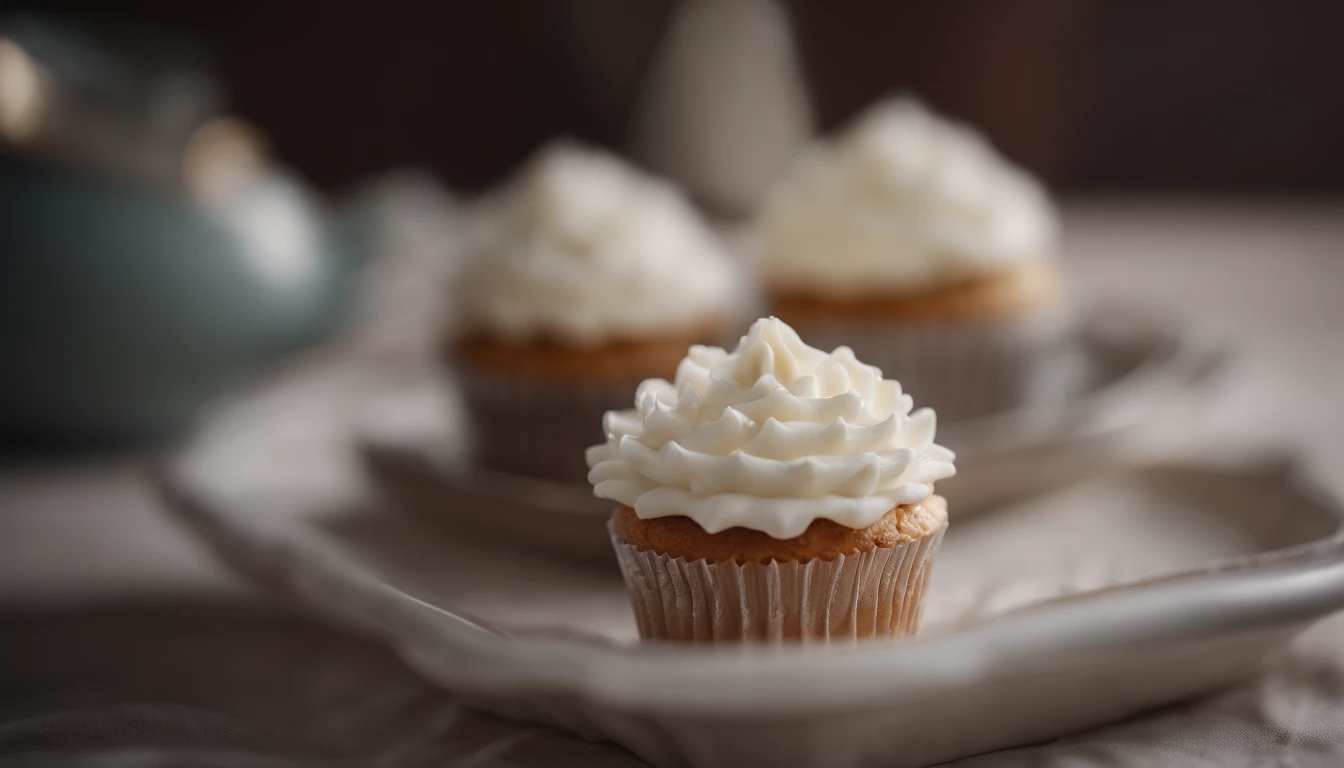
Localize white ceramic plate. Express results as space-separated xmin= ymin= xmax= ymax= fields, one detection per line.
xmin=159 ymin=354 xmax=1344 ymax=767
xmin=358 ymin=306 xmax=1225 ymax=561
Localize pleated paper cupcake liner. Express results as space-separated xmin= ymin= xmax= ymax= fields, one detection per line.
xmin=456 ymin=362 xmax=636 ymax=486
xmin=609 ymin=517 xmax=946 ymax=644
xmin=788 ymin=308 xmax=1069 ymax=424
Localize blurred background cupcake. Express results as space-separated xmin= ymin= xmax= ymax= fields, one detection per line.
xmin=448 ymin=141 xmax=746 ymax=484
xmin=751 ymin=97 xmax=1063 ymax=422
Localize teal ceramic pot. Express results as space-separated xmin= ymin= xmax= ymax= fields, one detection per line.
xmin=0 ymin=153 xmax=364 ymax=449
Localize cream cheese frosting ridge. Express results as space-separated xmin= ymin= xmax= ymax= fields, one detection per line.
xmin=454 ymin=141 xmax=739 ymax=347
xmin=586 ymin=317 xmax=956 ymax=539
xmin=752 ymin=97 xmax=1058 ymax=298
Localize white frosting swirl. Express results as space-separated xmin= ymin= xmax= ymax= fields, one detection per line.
xmin=586 ymin=317 xmax=955 ymax=538
xmin=454 ymin=142 xmax=738 ymax=346
xmin=752 ymin=97 xmax=1058 ymax=297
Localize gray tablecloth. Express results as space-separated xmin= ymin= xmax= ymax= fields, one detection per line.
xmin=4 ymin=201 xmax=1344 ymax=767
xmin=2 ymin=601 xmax=1342 ymax=768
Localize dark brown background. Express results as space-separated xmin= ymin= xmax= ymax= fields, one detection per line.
xmin=12 ymin=0 xmax=1344 ymax=193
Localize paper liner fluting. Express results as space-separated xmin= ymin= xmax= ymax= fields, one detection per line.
xmin=787 ymin=307 xmax=1068 ymax=424
xmin=609 ymin=518 xmax=946 ymax=643
xmin=456 ymin=361 xmax=635 ymax=485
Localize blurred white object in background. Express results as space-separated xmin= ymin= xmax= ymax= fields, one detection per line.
xmin=0 ymin=36 xmax=46 ymax=143
xmin=627 ymin=0 xmax=814 ymax=216
xmin=345 ymin=170 xmax=461 ymax=359
xmin=183 ymin=115 xmax=328 ymax=298
xmin=209 ymin=172 xmax=325 ymax=293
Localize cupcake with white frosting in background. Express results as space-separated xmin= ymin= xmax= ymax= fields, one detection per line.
xmin=751 ymin=97 xmax=1064 ymax=422
xmin=589 ymin=317 xmax=954 ymax=643
xmin=449 ymin=141 xmax=746 ymax=484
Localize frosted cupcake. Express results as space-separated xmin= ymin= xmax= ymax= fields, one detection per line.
xmin=752 ymin=97 xmax=1063 ymax=421
xmin=450 ymin=142 xmax=742 ymax=484
xmin=588 ymin=317 xmax=954 ymax=643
